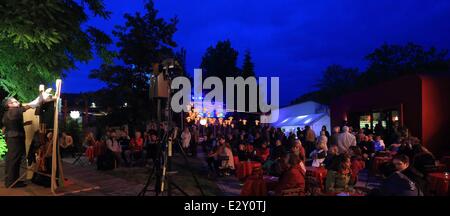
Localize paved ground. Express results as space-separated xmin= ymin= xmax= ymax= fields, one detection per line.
xmin=0 ymin=148 xmax=382 ymax=196
xmin=0 ymin=147 xmax=222 ymax=196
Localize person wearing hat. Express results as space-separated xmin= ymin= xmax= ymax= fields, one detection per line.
xmin=2 ymin=92 xmax=49 ymax=188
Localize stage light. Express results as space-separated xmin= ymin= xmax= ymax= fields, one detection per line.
xmin=200 ymin=118 xmax=207 ymax=126
xmin=70 ymin=111 xmax=80 ymax=119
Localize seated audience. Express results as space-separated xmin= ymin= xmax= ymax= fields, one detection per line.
xmin=373 ymin=135 xmax=385 ymax=152
xmin=290 ymin=139 xmax=306 ymax=162
xmin=310 ymin=137 xmax=327 ymax=167
xmin=125 ymin=131 xmax=146 ymax=166
xmin=256 ymin=141 xmax=270 ymax=162
xmin=325 ymin=154 xmax=355 ymax=193
xmin=392 ymin=154 xmax=426 ymax=194
xmin=275 ymin=153 xmax=306 ymax=196
xmin=323 ymin=145 xmax=339 ymax=170
xmin=106 ymin=131 xmax=122 ymax=167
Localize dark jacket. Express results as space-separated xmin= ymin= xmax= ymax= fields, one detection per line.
xmin=2 ymin=107 xmax=26 ymax=138
xmin=376 ymin=171 xmax=423 ymax=196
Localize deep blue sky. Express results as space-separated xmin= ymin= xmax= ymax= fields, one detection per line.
xmin=63 ymin=0 xmax=450 ymax=106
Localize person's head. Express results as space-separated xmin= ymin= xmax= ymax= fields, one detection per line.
xmin=365 ymin=124 xmax=370 ymax=129
xmin=255 ymin=132 xmax=260 ymax=138
xmin=135 ymin=131 xmax=141 ymax=139
xmin=110 ymin=131 xmax=117 ymax=139
xmin=339 ymin=154 xmax=351 ymax=171
xmin=333 ymin=126 xmax=340 ymax=134
xmin=218 ymin=135 xmax=226 ymax=145
xmin=328 ymin=145 xmax=339 ymax=156
xmin=291 ymin=139 xmax=302 ymax=155
xmin=342 ymin=126 xmax=350 ymax=133
xmin=322 ymin=125 xmax=327 ymax=131
xmin=375 ymin=135 xmax=382 ymax=141
xmin=316 ymin=139 xmax=327 ymax=150
xmin=275 ymin=139 xmax=282 ymax=146
xmin=238 ymin=143 xmax=246 ymax=151
xmin=393 ymin=154 xmax=410 ymax=171
xmin=367 ymin=134 xmax=374 ymax=141
xmin=46 ymin=132 xmax=53 ymax=141
xmin=358 ymin=128 xmax=364 ymax=134
xmin=296 ymin=127 xmax=300 ymax=131
xmin=150 ymin=131 xmax=158 ymax=141
xmin=227 ymin=133 xmax=233 ymax=140
xmin=261 ymin=141 xmax=268 ymax=148
xmin=363 ymin=135 xmax=369 ymax=142
xmin=3 ymin=97 xmax=20 ymax=108
xmin=288 ymin=153 xmax=301 ymax=167
xmin=320 ymin=131 xmax=326 ymax=136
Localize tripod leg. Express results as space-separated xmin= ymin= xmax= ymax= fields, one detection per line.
xmin=138 ymin=165 xmax=155 ymax=196
xmin=170 ymin=181 xmax=189 ymax=196
xmin=8 ymin=172 xmax=27 ymax=189
xmin=177 ymin=142 xmax=205 ymax=196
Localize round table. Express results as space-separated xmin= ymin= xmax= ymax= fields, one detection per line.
xmin=263 ymin=175 xmax=279 ymax=191
xmin=241 ymin=175 xmax=267 ymax=196
xmin=372 ymin=156 xmax=392 ymax=175
xmin=236 ymin=161 xmax=262 ymax=180
xmin=427 ymin=172 xmax=449 ymax=196
xmin=305 ymin=166 xmax=328 ymax=194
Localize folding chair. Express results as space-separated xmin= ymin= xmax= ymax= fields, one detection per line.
xmin=72 ymin=145 xmax=89 ymax=167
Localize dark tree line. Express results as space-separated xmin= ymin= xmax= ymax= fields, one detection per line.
xmin=291 ymin=43 xmax=450 ymax=105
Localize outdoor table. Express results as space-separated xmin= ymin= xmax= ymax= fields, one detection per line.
xmin=305 ymin=166 xmax=328 ymax=194
xmin=372 ymin=156 xmax=392 ymax=175
xmin=427 ymin=172 xmax=449 ymax=196
xmin=323 ymin=191 xmax=365 ymax=196
xmin=263 ymin=175 xmax=279 ymax=191
xmin=441 ymin=156 xmax=450 ymax=170
xmin=241 ymin=175 xmax=267 ymax=196
xmin=236 ymin=161 xmax=262 ymax=180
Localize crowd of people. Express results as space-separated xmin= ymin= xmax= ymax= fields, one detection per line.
xmin=67 ymin=120 xmax=440 ymax=196
xmin=200 ymin=122 xmax=439 ymax=196
xmin=76 ymin=123 xmax=201 ymax=170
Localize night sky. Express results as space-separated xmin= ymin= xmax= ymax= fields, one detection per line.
xmin=63 ymin=0 xmax=450 ymax=106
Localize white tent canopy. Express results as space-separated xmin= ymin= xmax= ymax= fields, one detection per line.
xmin=271 ymin=101 xmax=330 ymax=137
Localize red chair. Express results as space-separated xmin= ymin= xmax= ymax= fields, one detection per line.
xmin=241 ymin=168 xmax=267 ymax=196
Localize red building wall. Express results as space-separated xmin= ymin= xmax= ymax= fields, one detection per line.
xmin=421 ymin=75 xmax=450 ymax=158
xmin=330 ymin=75 xmax=422 ymax=138
xmin=331 ymin=75 xmax=450 ymax=158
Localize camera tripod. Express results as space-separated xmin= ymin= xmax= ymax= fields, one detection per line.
xmin=138 ymin=78 xmax=204 ymax=196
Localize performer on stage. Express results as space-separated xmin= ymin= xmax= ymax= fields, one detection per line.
xmin=2 ymin=91 xmax=50 ymax=188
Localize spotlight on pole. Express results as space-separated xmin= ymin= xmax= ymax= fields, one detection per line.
xmin=70 ymin=111 xmax=80 ymax=119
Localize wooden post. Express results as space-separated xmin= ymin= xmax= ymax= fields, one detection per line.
xmin=51 ymin=79 xmax=63 ymax=194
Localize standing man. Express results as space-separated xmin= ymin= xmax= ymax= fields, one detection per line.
xmin=337 ymin=126 xmax=357 ymax=154
xmin=2 ymin=94 xmax=44 ymax=188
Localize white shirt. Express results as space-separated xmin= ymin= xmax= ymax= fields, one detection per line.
xmin=181 ymin=131 xmax=191 ymax=148
xmin=337 ymin=132 xmax=357 ymax=154
xmin=106 ymin=138 xmax=122 ymax=153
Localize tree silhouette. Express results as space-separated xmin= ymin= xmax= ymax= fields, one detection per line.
xmin=90 ymin=0 xmax=178 ymax=125
xmin=0 ymin=0 xmax=113 ymax=100
xmin=242 ymin=50 xmax=255 ymax=78
xmin=200 ymin=40 xmax=240 ymax=81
